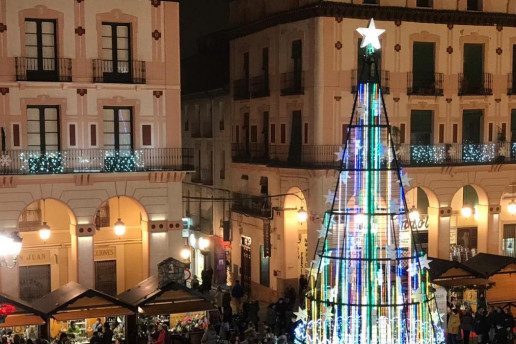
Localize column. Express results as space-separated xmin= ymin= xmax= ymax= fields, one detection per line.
xmin=76 ymin=224 xmax=94 ymax=288
xmin=487 ymin=204 xmax=501 ymax=255
xmin=437 ymin=207 xmax=452 ymax=259
xmin=476 ymin=204 xmax=489 ymax=253
xmin=427 ymin=206 xmax=440 ymax=258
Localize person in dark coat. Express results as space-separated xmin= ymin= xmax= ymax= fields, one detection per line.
xmin=231 ymin=280 xmax=245 ymax=313
xmin=461 ymin=308 xmax=474 ymax=344
xmin=474 ymin=308 xmax=489 ymax=344
xmin=102 ymin=323 xmax=113 ymax=344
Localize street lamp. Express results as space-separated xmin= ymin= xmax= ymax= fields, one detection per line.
xmin=180 ymin=246 xmax=191 ymax=260
xmin=461 ymin=206 xmax=472 ymax=218
xmin=114 ymin=196 xmax=126 ymax=236
xmin=409 ymin=206 xmax=420 ymax=222
xmin=39 ymin=222 xmax=51 ymax=241
xmin=297 ymin=207 xmax=307 ymax=223
xmin=508 ymin=200 xmax=516 ymax=215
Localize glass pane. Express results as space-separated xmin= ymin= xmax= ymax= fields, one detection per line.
xmin=25 ymin=33 xmax=37 ymax=46
xmin=117 ymin=25 xmax=129 ymax=38
xmin=45 ymin=121 xmax=57 ymax=132
xmin=24 ymin=21 xmax=37 ymax=34
xmin=44 ymin=108 xmax=58 ymax=120
xmin=119 ymin=134 xmax=131 ymax=145
xmin=117 ymin=50 xmax=129 ymax=61
xmin=101 ymin=50 xmax=114 ymax=65
xmin=45 ymin=133 xmax=58 ymax=145
xmin=118 ymin=109 xmax=131 ymax=122
xmin=26 ymin=46 xmax=38 ymax=58
xmin=101 ymin=24 xmax=112 ymax=37
xmin=41 ymin=22 xmax=54 ymax=34
xmin=117 ymin=38 xmax=129 ymax=50
xmin=46 ymin=145 xmax=58 ymax=151
xmin=103 ymin=134 xmax=114 ymax=146
xmin=27 ymin=121 xmax=40 ymax=133
xmin=104 ymin=108 xmax=115 ymax=120
xmin=42 ymin=47 xmax=55 ymax=59
xmin=27 ymin=134 xmax=40 ymax=146
xmin=27 ymin=108 xmax=40 ymax=121
xmin=42 ymin=58 xmax=55 ymax=71
xmin=119 ymin=122 xmax=131 ymax=134
xmin=103 ymin=121 xmax=114 ymax=133
xmin=42 ymin=34 xmax=55 ymax=47
xmin=101 ymin=37 xmax=112 ymax=50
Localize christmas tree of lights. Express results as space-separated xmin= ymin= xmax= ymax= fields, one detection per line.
xmin=294 ymin=19 xmax=445 ymax=344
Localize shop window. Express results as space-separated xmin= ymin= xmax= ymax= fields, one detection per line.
xmin=503 ymin=224 xmax=516 ymax=257
xmin=95 ymin=260 xmax=117 ymax=296
xmin=19 ymin=264 xmax=51 ymax=302
xmin=260 ymin=245 xmax=270 ymax=287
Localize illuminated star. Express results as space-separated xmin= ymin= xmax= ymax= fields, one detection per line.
xmin=356 ymin=18 xmax=385 ymax=50
xmin=340 ymin=171 xmax=351 ymax=184
xmin=399 ymin=172 xmax=413 ymax=187
xmin=294 ymin=307 xmax=308 ymax=321
xmin=386 ymin=244 xmax=397 ymax=260
xmin=408 ymin=264 xmax=419 ymax=277
xmin=324 ymin=190 xmax=335 ymax=204
xmin=322 ymin=310 xmax=334 ymax=319
xmin=389 ymin=199 xmax=399 ymax=214
xmin=418 ymin=254 xmax=432 ymax=271
xmin=334 ymin=147 xmax=345 ymax=161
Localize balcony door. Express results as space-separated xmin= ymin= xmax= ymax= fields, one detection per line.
xmin=410 ymin=110 xmax=433 ymax=145
xmin=292 ymin=40 xmax=302 ymax=91
xmin=462 ymin=110 xmax=483 ymax=144
xmin=103 ymin=107 xmax=133 ymax=151
xmin=27 ymin=106 xmax=60 ymax=152
xmin=101 ymin=23 xmax=131 ymax=83
xmin=412 ymin=42 xmax=435 ymax=93
xmin=512 ymin=45 xmax=516 ymax=93
xmin=288 ymin=111 xmax=302 ymax=165
xmin=25 ymin=19 xmax=57 ymax=81
xmin=463 ymin=44 xmax=484 ymax=93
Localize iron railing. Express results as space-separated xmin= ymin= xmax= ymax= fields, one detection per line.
xmin=250 ymin=75 xmax=270 ymax=98
xmin=231 ymin=192 xmax=272 ymax=218
xmin=18 ymin=209 xmax=42 ymax=231
xmin=407 ymin=72 xmax=443 ymax=96
xmin=15 ymin=57 xmax=72 ymax=82
xmin=268 ymin=144 xmax=341 ymax=169
xmin=351 ymin=69 xmax=390 ymax=94
xmin=92 ymin=59 xmax=146 ymax=84
xmin=233 ymin=78 xmax=250 ymax=100
xmin=231 ymin=143 xmax=268 ymax=164
xmin=395 ymin=143 xmax=516 ymax=166
xmin=281 ymin=72 xmax=304 ymax=96
xmin=0 ymin=148 xmax=193 ymax=175
xmin=458 ymin=73 xmax=492 ymax=95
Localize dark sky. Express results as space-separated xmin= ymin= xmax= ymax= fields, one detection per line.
xmin=179 ymin=0 xmax=229 ymax=58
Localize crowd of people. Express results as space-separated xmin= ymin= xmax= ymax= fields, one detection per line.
xmin=447 ymin=306 xmax=515 ymax=344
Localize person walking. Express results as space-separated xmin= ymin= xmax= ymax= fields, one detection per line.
xmin=461 ymin=308 xmax=474 ymax=344
xmin=102 ymin=323 xmax=113 ymax=344
xmin=447 ymin=308 xmax=461 ymax=344
xmin=231 ymin=280 xmax=245 ymax=314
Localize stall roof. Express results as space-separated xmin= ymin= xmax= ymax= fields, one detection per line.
xmin=32 ymin=282 xmax=136 ymax=320
xmin=118 ymin=275 xmax=215 ymax=315
xmin=0 ymin=292 xmax=46 ymax=327
xmin=463 ymin=253 xmax=516 ymax=277
xmin=428 ymin=257 xmax=485 ymax=281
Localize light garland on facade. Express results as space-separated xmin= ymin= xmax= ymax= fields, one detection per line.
xmin=295 ymin=19 xmax=444 ymax=344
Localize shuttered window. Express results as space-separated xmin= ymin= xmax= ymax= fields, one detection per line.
xmin=95 ymin=260 xmax=117 ymax=296
xmin=19 ymin=265 xmax=51 ymax=302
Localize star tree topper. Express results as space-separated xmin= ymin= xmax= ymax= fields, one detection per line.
xmin=356 ymin=18 xmax=385 ymax=50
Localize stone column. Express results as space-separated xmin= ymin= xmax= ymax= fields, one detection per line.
xmin=76 ymin=224 xmax=95 ymax=288
xmin=487 ymin=204 xmax=501 ymax=255
xmin=427 ymin=206 xmax=440 ymax=258
xmin=476 ymin=204 xmax=489 ymax=253
xmin=438 ymin=207 xmax=452 ymax=259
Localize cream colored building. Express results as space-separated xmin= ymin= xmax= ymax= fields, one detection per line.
xmin=0 ymin=0 xmax=187 ymax=300
xmin=221 ymin=0 xmax=516 ymax=302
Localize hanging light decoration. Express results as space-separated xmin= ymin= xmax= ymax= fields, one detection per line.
xmin=114 ymin=196 xmax=126 ymax=236
xmin=39 ymin=199 xmax=51 ymax=241
xmin=297 ymin=206 xmax=308 ymax=223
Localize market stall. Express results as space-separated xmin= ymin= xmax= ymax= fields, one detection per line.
xmin=0 ymin=291 xmax=46 ymax=339
xmin=32 ymin=282 xmax=136 ymax=342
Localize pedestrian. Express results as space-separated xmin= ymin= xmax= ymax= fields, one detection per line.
xmin=474 ymin=308 xmax=489 ymax=344
xmin=504 ymin=308 xmax=515 ymax=342
xmin=214 ymin=286 xmax=224 ymax=313
xmin=151 ymin=324 xmax=165 ymax=344
xmin=231 ymin=280 xmax=245 ymax=314
xmin=206 ymin=267 xmax=214 ymax=291
xmin=90 ymin=332 xmax=102 ymax=344
xmin=191 ymin=275 xmax=200 ymax=290
xmin=446 ymin=308 xmax=460 ymax=344
xmin=102 ymin=323 xmax=113 ymax=344
xmin=460 ymin=308 xmax=474 ymax=344
xmin=93 ymin=318 xmax=103 ymax=333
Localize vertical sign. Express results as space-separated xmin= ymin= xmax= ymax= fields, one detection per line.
xmin=263 ymin=219 xmax=271 ymax=257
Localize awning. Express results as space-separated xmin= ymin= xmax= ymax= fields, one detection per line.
xmin=432 ymin=278 xmax=491 ymax=288
xmin=141 ymin=300 xmax=215 ymax=316
xmin=0 ymin=315 xmax=45 ymax=327
xmin=53 ymin=306 xmax=134 ymax=321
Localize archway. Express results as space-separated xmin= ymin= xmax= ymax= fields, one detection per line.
xmin=16 ymin=199 xmax=76 ymax=301
xmin=282 ymin=187 xmax=307 ymax=294
xmin=499 ymin=183 xmax=516 ymax=257
xmin=404 ymin=187 xmax=439 ymax=255
xmin=92 ymin=196 xmax=149 ymax=296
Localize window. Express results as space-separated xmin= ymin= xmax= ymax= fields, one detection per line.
xmin=19 ymin=264 xmax=51 ymax=302
xmin=103 ymin=107 xmax=133 ymax=150
xmin=260 ymin=245 xmax=270 ymax=287
xmin=270 ymin=124 xmax=276 ymax=143
xmin=467 ymin=0 xmax=482 ymax=11
xmin=95 ymin=260 xmax=117 ymax=296
xmin=412 ymin=42 xmax=436 ymax=94
xmin=462 ymin=44 xmax=485 ymax=94
xmin=142 ymin=124 xmax=152 ymax=146
xmin=220 ymin=150 xmax=225 ymax=180
xmin=250 ymin=125 xmax=258 ymax=143
xmin=410 ymin=110 xmax=433 ymax=144
xmin=503 ymin=224 xmax=516 ymax=257
xmin=511 ymin=110 xmax=516 ymax=142
xmin=263 ymin=47 xmax=269 ymax=87
xmin=280 ymin=124 xmax=286 ymax=144
xmin=462 ymin=110 xmax=483 ymax=144
xmin=416 ymin=0 xmax=432 ymax=7
xmin=25 ymin=19 xmax=57 ymax=76
xmin=27 ymin=106 xmax=60 ymax=151
xmin=101 ymin=23 xmax=131 ymax=81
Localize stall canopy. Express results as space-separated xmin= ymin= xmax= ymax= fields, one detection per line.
xmin=32 ymin=282 xmax=136 ymax=321
xmin=462 ymin=253 xmax=516 ymax=278
xmin=118 ymin=275 xmax=215 ymax=316
xmin=0 ymin=292 xmax=46 ymax=327
xmin=428 ymin=257 xmax=490 ymax=288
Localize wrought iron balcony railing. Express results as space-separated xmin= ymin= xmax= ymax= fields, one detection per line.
xmin=231 ymin=143 xmax=269 ymax=164
xmin=281 ymin=72 xmax=304 ymax=96
xmin=458 ymin=73 xmax=492 ymax=95
xmin=0 ymin=148 xmax=193 ymax=175
xmin=15 ymin=57 xmax=72 ymax=82
xmin=231 ymin=192 xmax=272 ymax=218
xmin=250 ymin=75 xmax=270 ymax=98
xmin=395 ymin=143 xmax=516 ymax=166
xmin=233 ymin=79 xmax=250 ymax=100
xmin=407 ymin=72 xmax=443 ymax=96
xmin=93 ymin=59 xmax=146 ymax=84
xmin=351 ymin=69 xmax=390 ymax=94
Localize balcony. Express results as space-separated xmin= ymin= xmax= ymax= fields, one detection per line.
xmin=407 ymin=72 xmax=443 ymax=96
xmin=269 ymin=144 xmax=341 ymax=169
xmin=231 ymin=143 xmax=268 ymax=164
xmin=0 ymin=148 xmax=193 ymax=175
xmin=458 ymin=73 xmax=492 ymax=96
xmin=351 ymin=69 xmax=390 ymax=94
xmin=93 ymin=59 xmax=146 ymax=84
xmin=281 ymin=72 xmax=304 ymax=96
xmin=233 ymin=79 xmax=250 ymax=100
xmin=396 ymin=143 xmax=516 ymax=167
xmin=15 ymin=57 xmax=72 ymax=82
xmin=18 ymin=209 xmax=42 ymax=231
xmin=250 ymin=75 xmax=269 ymax=98
xmin=201 ymin=168 xmax=213 ymax=185
xmin=231 ymin=192 xmax=271 ymax=218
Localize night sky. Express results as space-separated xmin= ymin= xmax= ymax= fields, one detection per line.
xmin=179 ymin=0 xmax=229 ymax=58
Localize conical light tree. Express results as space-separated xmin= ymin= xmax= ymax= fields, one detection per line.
xmin=294 ymin=19 xmax=445 ymax=344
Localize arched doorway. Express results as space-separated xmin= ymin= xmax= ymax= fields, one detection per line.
xmin=282 ymin=187 xmax=307 ymax=293
xmin=17 ymin=199 xmax=76 ymax=301
xmin=404 ymin=187 xmax=438 ymax=255
xmin=93 ymin=196 xmax=148 ymax=296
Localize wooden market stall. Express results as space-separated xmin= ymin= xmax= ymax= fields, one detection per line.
xmin=0 ymin=291 xmax=46 ymax=332
xmin=32 ymin=282 xmax=136 ymax=341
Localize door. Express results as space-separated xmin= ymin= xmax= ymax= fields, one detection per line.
xmin=512 ymin=45 xmax=516 ymax=93
xmin=462 ymin=110 xmax=483 ymax=144
xmin=412 ymin=42 xmax=435 ymax=93
xmin=292 ymin=40 xmax=302 ymax=90
xmin=102 ymin=23 xmax=131 ymax=83
xmin=19 ymin=265 xmax=51 ymax=302
xmin=410 ymin=110 xmax=433 ymax=162
xmin=95 ymin=260 xmax=117 ymax=296
xmin=288 ymin=111 xmax=302 ymax=165
xmin=463 ymin=44 xmax=484 ymax=93
xmin=241 ymin=244 xmax=251 ymax=294
xmin=25 ymin=19 xmax=57 ymax=81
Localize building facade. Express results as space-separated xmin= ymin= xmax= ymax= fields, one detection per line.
xmin=218 ymin=0 xmax=516 ymax=302
xmin=0 ymin=0 xmax=187 ymax=300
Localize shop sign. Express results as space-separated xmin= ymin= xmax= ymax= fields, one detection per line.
xmin=94 ymin=246 xmax=116 ymax=261
xmin=18 ymin=250 xmax=50 ymax=266
xmin=263 ymin=220 xmax=271 ymax=257
xmin=400 ymin=215 xmax=429 ymax=231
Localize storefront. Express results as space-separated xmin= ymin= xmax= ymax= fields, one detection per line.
xmin=0 ymin=292 xmax=46 ymax=338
